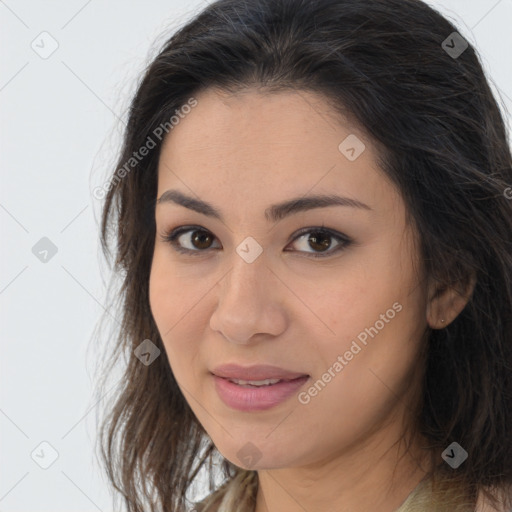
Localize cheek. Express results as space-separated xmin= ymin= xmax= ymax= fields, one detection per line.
xmin=298 ymin=300 xmax=425 ymax=458
xmin=310 ymin=239 xmax=425 ymax=388
xmin=149 ymin=253 xmax=175 ymax=332
xmin=148 ymin=251 xmax=200 ymax=370
xmin=149 ymin=248 xmax=202 ymax=327
xmin=312 ymin=258 xmax=404 ymax=341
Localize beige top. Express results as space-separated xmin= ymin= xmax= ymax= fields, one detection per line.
xmin=394 ymin=477 xmax=508 ymax=512
xmin=394 ymin=477 xmax=433 ymax=512
xmin=195 ymin=474 xmax=435 ymax=512
xmin=195 ymin=471 xmax=509 ymax=512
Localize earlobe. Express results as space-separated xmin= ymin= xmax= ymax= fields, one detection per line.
xmin=426 ymin=272 xmax=476 ymax=329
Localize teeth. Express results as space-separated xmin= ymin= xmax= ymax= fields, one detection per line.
xmin=229 ymin=378 xmax=282 ymax=387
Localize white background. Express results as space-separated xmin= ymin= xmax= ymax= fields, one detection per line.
xmin=1 ymin=1 xmax=511 ymax=510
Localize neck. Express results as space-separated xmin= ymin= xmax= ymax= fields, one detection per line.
xmin=254 ymin=426 xmax=432 ymax=512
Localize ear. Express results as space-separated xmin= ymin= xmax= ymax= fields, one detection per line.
xmin=426 ymin=272 xmax=476 ymax=329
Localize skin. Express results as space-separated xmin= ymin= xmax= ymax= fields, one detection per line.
xmin=149 ymin=87 xmax=471 ymax=512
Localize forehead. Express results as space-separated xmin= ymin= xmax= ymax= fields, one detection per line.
xmin=156 ymin=87 xmax=401 ymax=224
xmin=159 ymin=87 xmax=362 ymax=161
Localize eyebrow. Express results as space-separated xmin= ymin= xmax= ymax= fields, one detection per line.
xmin=155 ymin=189 xmax=372 ymax=223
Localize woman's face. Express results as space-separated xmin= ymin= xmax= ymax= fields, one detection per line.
xmin=149 ymin=87 xmax=429 ymax=470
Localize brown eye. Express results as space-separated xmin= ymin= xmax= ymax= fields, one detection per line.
xmin=190 ymin=230 xmax=214 ymax=249
xmin=305 ymin=231 xmax=332 ymax=252
xmin=171 ymin=228 xmax=220 ymax=253
xmin=287 ymin=227 xmax=351 ymax=257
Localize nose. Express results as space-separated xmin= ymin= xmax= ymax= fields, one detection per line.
xmin=209 ymin=248 xmax=287 ymax=345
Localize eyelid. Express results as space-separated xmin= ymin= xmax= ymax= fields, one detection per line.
xmin=159 ymin=224 xmax=352 ymax=258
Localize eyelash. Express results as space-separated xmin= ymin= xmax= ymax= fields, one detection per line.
xmin=158 ymin=225 xmax=353 ymax=259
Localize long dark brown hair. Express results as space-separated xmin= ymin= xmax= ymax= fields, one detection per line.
xmin=91 ymin=0 xmax=512 ymax=510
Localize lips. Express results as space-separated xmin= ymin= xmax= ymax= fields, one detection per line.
xmin=211 ymin=363 xmax=309 ymax=381
xmin=212 ymin=372 xmax=311 ymax=411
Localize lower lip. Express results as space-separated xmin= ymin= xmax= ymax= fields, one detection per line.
xmin=212 ymin=374 xmax=310 ymax=412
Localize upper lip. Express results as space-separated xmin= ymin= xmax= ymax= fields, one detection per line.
xmin=211 ymin=364 xmax=309 ymax=381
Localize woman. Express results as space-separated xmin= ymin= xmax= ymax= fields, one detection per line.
xmin=93 ymin=0 xmax=512 ymax=510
